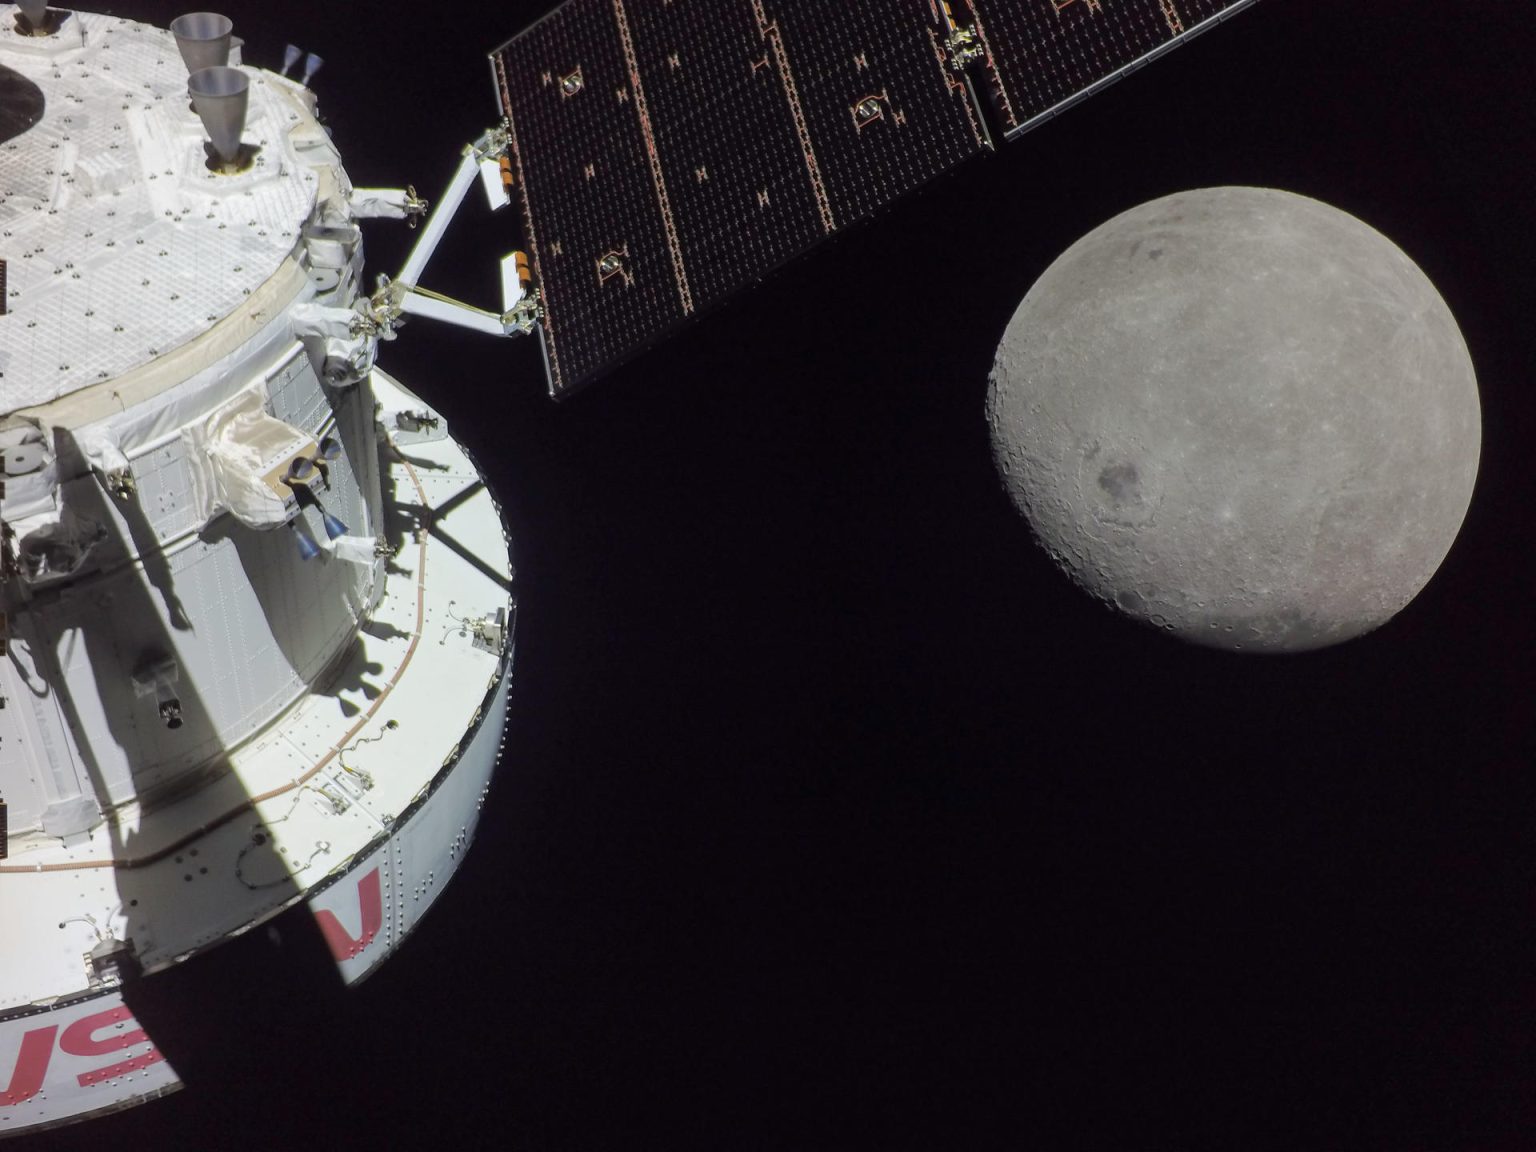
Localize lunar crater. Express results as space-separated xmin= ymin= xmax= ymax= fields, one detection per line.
xmin=987 ymin=186 xmax=1481 ymax=653
xmin=1075 ymin=439 xmax=1163 ymax=533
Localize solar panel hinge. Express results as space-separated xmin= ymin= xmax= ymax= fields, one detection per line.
xmin=944 ymin=21 xmax=985 ymax=71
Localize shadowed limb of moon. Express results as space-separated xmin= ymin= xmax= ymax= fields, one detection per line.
xmin=987 ymin=187 xmax=1481 ymax=653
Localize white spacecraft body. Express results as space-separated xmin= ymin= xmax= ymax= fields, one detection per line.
xmin=0 ymin=7 xmax=513 ymax=1134
xmin=0 ymin=0 xmax=1263 ymax=1133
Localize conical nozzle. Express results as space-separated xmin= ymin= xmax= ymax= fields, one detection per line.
xmin=292 ymin=524 xmax=320 ymax=562
xmin=188 ymin=66 xmax=249 ymax=167
xmin=171 ymin=13 xmax=233 ymax=74
xmin=17 ymin=0 xmax=49 ymax=30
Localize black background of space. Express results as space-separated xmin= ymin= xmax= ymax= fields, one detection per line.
xmin=14 ymin=1 xmax=1536 ymax=1149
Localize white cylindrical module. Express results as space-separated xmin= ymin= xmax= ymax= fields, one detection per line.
xmin=0 ymin=7 xmax=382 ymax=842
xmin=0 ymin=11 xmax=515 ymax=1135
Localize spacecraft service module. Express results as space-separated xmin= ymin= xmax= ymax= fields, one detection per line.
xmin=0 ymin=0 xmax=1254 ymax=1134
xmin=0 ymin=5 xmax=514 ymax=1133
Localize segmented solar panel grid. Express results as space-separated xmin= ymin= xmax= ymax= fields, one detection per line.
xmin=965 ymin=0 xmax=1257 ymax=137
xmin=493 ymin=0 xmax=1259 ymax=396
xmin=493 ymin=1 xmax=686 ymax=399
xmin=494 ymin=0 xmax=986 ymax=397
xmin=764 ymin=0 xmax=988 ymax=229
xmin=619 ymin=2 xmax=824 ymax=310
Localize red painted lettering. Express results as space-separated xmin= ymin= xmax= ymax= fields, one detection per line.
xmin=76 ymin=1049 xmax=165 ymax=1088
xmin=1 ymin=1026 xmax=56 ymax=1107
xmin=2 ymin=1007 xmax=167 ymax=1104
xmin=314 ymin=868 xmax=383 ymax=961
xmin=59 ymin=1006 xmax=145 ymax=1057
xmin=59 ymin=1005 xmax=165 ymax=1087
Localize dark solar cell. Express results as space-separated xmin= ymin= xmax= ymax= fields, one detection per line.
xmin=963 ymin=0 xmax=1258 ymax=138
xmin=492 ymin=0 xmax=1259 ymax=396
xmin=493 ymin=1 xmax=685 ymax=398
xmin=494 ymin=0 xmax=986 ymax=397
xmin=762 ymin=0 xmax=987 ymax=229
xmin=624 ymin=1 xmax=825 ymax=312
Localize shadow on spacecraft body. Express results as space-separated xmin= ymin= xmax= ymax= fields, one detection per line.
xmin=0 ymin=421 xmax=368 ymax=1120
xmin=0 ymin=363 xmax=514 ymax=1139
xmin=0 ymin=227 xmax=512 ymax=1143
xmin=0 ymin=372 xmax=509 ymax=1132
xmin=0 ymin=12 xmax=517 ymax=1135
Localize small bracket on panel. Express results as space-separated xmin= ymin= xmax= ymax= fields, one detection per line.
xmin=404 ymin=184 xmax=429 ymax=227
xmin=444 ymin=604 xmax=507 ymax=655
xmin=473 ymin=607 xmax=507 ymax=655
xmin=313 ymin=783 xmax=350 ymax=815
xmin=394 ymin=409 xmax=439 ymax=435
xmin=935 ymin=1 xmax=998 ymax=150
xmin=596 ymin=249 xmax=629 ymax=286
xmin=503 ymin=286 xmax=543 ymax=335
xmin=87 ymin=936 xmax=141 ymax=989
xmin=132 ymin=657 xmax=184 ymax=731
xmin=852 ymin=94 xmax=888 ymax=131
xmin=385 ymin=403 xmax=446 ymax=450
xmin=946 ymin=26 xmax=985 ymax=71
xmin=940 ymin=2 xmax=986 ymax=70
xmin=105 ymin=467 xmax=137 ymax=501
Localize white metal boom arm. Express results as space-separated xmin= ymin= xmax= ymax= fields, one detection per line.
xmin=373 ymin=127 xmax=537 ymax=339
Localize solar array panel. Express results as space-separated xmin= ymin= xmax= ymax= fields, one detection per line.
xmin=492 ymin=0 xmax=987 ymax=396
xmin=491 ymin=0 xmax=1258 ymax=397
xmin=964 ymin=0 xmax=1258 ymax=138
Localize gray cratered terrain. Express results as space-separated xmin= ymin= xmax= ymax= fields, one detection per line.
xmin=987 ymin=186 xmax=1481 ymax=652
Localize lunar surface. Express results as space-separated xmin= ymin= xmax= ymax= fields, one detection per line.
xmin=987 ymin=187 xmax=1481 ymax=652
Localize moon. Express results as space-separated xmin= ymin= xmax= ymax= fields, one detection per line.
xmin=986 ymin=187 xmax=1481 ymax=652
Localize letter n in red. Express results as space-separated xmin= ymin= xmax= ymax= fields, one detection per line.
xmin=315 ymin=868 xmax=383 ymax=961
